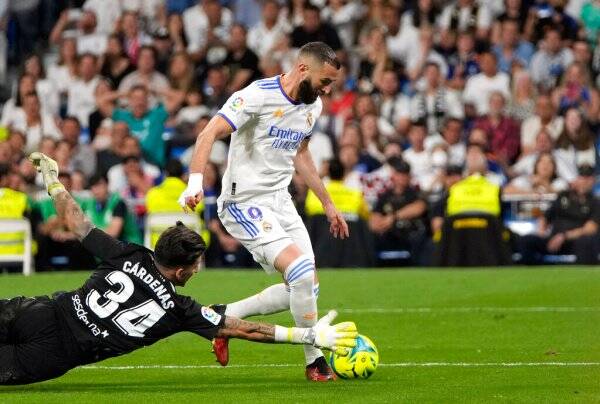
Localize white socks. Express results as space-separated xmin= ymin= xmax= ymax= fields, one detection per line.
xmin=223 ymin=255 xmax=323 ymax=365
xmin=225 ymin=283 xmax=290 ymax=318
xmin=284 ymin=255 xmax=322 ymax=365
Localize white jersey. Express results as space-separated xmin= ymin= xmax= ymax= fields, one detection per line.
xmin=216 ymin=76 xmax=322 ymax=207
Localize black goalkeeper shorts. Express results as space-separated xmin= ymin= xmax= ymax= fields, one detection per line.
xmin=0 ymin=296 xmax=74 ymax=385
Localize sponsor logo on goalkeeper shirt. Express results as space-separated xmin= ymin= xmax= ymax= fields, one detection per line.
xmin=71 ymin=294 xmax=110 ymax=338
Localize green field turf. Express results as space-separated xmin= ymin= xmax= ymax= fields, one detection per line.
xmin=0 ymin=268 xmax=599 ymax=403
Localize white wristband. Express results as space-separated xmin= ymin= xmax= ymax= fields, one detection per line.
xmin=188 ymin=173 xmax=204 ymax=191
xmin=274 ymin=325 xmax=314 ymax=345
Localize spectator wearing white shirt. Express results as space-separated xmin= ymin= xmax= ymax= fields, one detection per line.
xmin=530 ymin=27 xmax=574 ymax=90
xmin=5 ymin=92 xmax=61 ymax=154
xmin=67 ymin=53 xmax=100 ymax=128
xmin=321 ymin=0 xmax=364 ymax=50
xmin=382 ymin=3 xmax=420 ymax=64
xmin=122 ymin=0 xmax=166 ymax=33
xmin=118 ymin=45 xmax=170 ymax=101
xmin=410 ymin=62 xmax=463 ymax=136
xmin=308 ymin=130 xmax=334 ymax=177
xmin=247 ymin=0 xmax=290 ymax=58
xmin=49 ymin=9 xmax=107 ymax=56
xmin=374 ymin=69 xmax=410 ymax=135
xmin=107 ymin=136 xmax=160 ymax=194
xmin=554 ymin=107 xmax=596 ymax=170
xmin=463 ymin=51 xmax=510 ymax=116
xmin=512 ymin=129 xmax=577 ymax=182
xmin=439 ymin=0 xmax=492 ymax=40
xmin=520 ymin=94 xmax=564 ymax=155
xmin=83 ymin=0 xmax=121 ymax=34
xmin=47 ymin=37 xmax=78 ymax=96
xmin=403 ymin=122 xmax=432 ymax=188
xmin=425 ymin=117 xmax=467 ymax=167
xmin=406 ymin=26 xmax=448 ymax=82
xmin=183 ymin=0 xmax=233 ymax=61
xmin=504 ymin=152 xmax=569 ymax=195
xmin=1 ymin=73 xmax=36 ymax=127
xmin=22 ymin=54 xmax=60 ymax=117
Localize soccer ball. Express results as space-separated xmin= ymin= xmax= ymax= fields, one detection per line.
xmin=329 ymin=334 xmax=379 ymax=379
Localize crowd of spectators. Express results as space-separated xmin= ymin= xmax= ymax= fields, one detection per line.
xmin=2 ymin=0 xmax=600 ymax=269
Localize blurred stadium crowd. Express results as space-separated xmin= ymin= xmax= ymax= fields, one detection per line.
xmin=1 ymin=0 xmax=600 ymax=270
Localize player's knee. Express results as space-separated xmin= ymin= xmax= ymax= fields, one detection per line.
xmin=285 ymin=255 xmax=314 ymax=289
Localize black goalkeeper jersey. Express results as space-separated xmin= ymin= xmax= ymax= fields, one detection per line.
xmin=53 ymin=228 xmax=224 ymax=365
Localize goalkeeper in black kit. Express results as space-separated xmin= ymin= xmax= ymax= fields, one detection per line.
xmin=0 ymin=152 xmax=357 ymax=385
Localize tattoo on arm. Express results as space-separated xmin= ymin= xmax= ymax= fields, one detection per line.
xmin=52 ymin=191 xmax=93 ymax=240
xmin=215 ymin=316 xmax=276 ymax=343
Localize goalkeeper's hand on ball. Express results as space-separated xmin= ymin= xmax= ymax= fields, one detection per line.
xmin=311 ymin=310 xmax=357 ymax=356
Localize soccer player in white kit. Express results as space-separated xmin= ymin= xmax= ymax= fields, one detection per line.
xmin=179 ymin=42 xmax=349 ymax=381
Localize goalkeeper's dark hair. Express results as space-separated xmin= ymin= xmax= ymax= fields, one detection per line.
xmin=154 ymin=221 xmax=206 ymax=268
xmin=299 ymin=42 xmax=340 ymax=70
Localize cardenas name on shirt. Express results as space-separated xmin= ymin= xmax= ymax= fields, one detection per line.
xmin=268 ymin=125 xmax=309 ymax=151
xmin=122 ymin=261 xmax=175 ymax=310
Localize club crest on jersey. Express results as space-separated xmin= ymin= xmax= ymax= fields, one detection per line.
xmin=247 ymin=206 xmax=263 ymax=220
xmin=306 ymin=112 xmax=313 ymax=127
xmin=201 ymin=306 xmax=222 ymax=326
xmin=229 ymin=97 xmax=244 ymax=112
xmin=273 ymin=108 xmax=284 ymax=118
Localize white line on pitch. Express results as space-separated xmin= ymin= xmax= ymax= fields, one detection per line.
xmin=80 ymin=362 xmax=600 ymax=371
xmin=334 ymin=307 xmax=600 ymax=314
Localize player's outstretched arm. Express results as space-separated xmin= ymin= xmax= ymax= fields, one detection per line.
xmin=216 ymin=310 xmax=357 ymax=356
xmin=178 ymin=115 xmax=234 ymax=211
xmin=294 ymin=140 xmax=349 ymax=239
xmin=29 ymin=153 xmax=93 ymax=240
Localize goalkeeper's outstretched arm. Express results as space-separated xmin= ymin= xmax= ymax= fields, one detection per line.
xmin=29 ymin=152 xmax=94 ymax=241
xmin=216 ymin=310 xmax=358 ymax=356
xmin=51 ymin=191 xmax=94 ymax=241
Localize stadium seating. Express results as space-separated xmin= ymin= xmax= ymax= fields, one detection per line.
xmin=0 ymin=218 xmax=33 ymax=275
xmin=144 ymin=212 xmax=203 ymax=250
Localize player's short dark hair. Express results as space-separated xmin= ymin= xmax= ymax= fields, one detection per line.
xmin=154 ymin=221 xmax=206 ymax=268
xmin=165 ymin=159 xmax=184 ymax=178
xmin=328 ymin=159 xmax=344 ymax=180
xmin=299 ymin=42 xmax=340 ymax=70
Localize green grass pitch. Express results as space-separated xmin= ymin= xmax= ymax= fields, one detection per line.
xmin=0 ymin=268 xmax=599 ymax=403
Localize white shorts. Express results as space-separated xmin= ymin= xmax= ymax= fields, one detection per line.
xmin=218 ymin=190 xmax=314 ymax=274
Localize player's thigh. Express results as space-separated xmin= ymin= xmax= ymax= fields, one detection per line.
xmin=277 ymin=197 xmax=315 ymax=261
xmin=4 ymin=299 xmax=72 ymax=384
xmin=0 ymin=344 xmax=25 ymax=384
xmin=219 ymin=201 xmax=293 ymax=273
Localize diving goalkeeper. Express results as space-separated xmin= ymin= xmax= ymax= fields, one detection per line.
xmin=0 ymin=153 xmax=357 ymax=385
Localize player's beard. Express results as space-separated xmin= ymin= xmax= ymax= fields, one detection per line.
xmin=298 ymin=78 xmax=319 ymax=104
